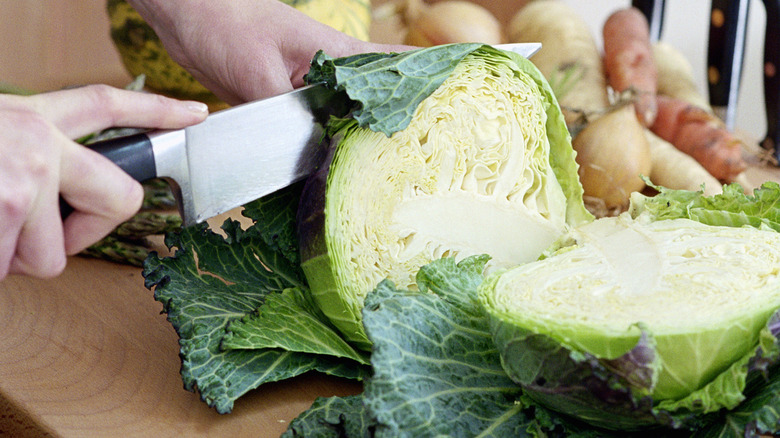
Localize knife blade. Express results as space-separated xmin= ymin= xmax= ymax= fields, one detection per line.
xmin=70 ymin=43 xmax=542 ymax=226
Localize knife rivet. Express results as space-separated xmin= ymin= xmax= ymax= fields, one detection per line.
xmin=708 ymin=66 xmax=720 ymax=85
xmin=711 ymin=9 xmax=725 ymax=27
xmin=766 ymin=62 xmax=777 ymax=78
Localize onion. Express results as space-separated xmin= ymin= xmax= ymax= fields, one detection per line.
xmin=572 ymin=104 xmax=651 ymax=211
xmin=403 ymin=0 xmax=503 ymax=46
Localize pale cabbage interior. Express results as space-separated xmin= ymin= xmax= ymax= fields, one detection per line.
xmin=326 ymin=54 xmax=569 ymax=298
xmin=486 ymin=213 xmax=780 ymax=399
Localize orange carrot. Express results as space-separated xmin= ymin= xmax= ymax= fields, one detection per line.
xmin=602 ymin=7 xmax=658 ymax=127
xmin=650 ymin=95 xmax=746 ymax=182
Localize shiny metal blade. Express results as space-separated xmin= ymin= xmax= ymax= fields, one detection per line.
xmin=494 ymin=42 xmax=542 ymax=58
xmin=179 ymin=85 xmax=349 ymax=224
xmin=173 ymin=43 xmax=542 ymax=225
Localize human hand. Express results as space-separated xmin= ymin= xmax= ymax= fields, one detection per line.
xmin=0 ymin=85 xmax=208 ymax=280
xmin=127 ymin=0 xmax=414 ymax=104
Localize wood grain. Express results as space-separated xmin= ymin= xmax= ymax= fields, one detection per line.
xmin=0 ymin=256 xmax=361 ymax=437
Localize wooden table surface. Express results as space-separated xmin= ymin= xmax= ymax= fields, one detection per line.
xmin=0 ymin=253 xmax=362 ymax=438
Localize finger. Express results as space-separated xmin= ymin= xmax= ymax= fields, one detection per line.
xmin=0 ymin=111 xmax=67 ymax=278
xmin=59 ymin=140 xmax=144 ymax=254
xmin=25 ymin=84 xmax=208 ymax=139
xmin=8 ymin=184 xmax=67 ymax=278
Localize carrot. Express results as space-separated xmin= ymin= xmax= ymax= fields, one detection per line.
xmin=602 ymin=7 xmax=658 ymax=127
xmin=650 ymin=95 xmax=747 ymax=182
xmin=507 ymin=0 xmax=609 ymax=126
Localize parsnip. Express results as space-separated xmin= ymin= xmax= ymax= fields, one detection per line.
xmin=652 ymin=41 xmax=711 ymax=110
xmin=645 ymin=129 xmax=722 ymax=196
xmin=506 ymin=0 xmax=609 ymax=126
xmin=403 ymin=0 xmax=503 ymax=46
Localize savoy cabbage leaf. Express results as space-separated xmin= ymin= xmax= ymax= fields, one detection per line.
xmin=632 ymin=180 xmax=780 ymax=231
xmin=306 ymin=43 xmax=490 ymax=135
xmin=361 ymin=256 xmax=533 ymax=437
xmin=143 ymin=184 xmax=367 ymax=414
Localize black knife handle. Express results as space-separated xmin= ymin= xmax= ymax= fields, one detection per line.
xmin=762 ymin=0 xmax=780 ymax=160
xmin=707 ymin=0 xmax=750 ymax=128
xmin=632 ymin=0 xmax=665 ymax=42
xmin=60 ymin=132 xmax=157 ymax=219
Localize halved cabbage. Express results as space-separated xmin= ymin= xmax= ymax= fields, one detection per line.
xmin=481 ymin=212 xmax=780 ymax=429
xmin=298 ymin=47 xmax=590 ymax=348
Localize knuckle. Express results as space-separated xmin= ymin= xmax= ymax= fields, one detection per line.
xmin=81 ymin=84 xmax=123 ymax=124
xmin=0 ymin=192 xmax=31 ymax=223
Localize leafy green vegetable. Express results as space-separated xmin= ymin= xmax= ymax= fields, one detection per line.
xmin=144 ymin=184 xmax=367 ymax=413
xmin=480 ymin=208 xmax=780 ymax=430
xmin=221 ymin=287 xmax=369 ymax=365
xmin=282 ymin=395 xmax=371 ymax=438
xmin=362 ymin=256 xmax=531 ymax=437
xmin=299 ymin=44 xmax=590 ymax=349
xmin=142 ymin=44 xmax=780 ymax=436
xmin=630 ymin=180 xmax=780 ymax=231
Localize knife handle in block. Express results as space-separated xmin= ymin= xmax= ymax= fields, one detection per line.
xmin=762 ymin=0 xmax=780 ymax=161
xmin=631 ymin=0 xmax=665 ymax=42
xmin=60 ymin=132 xmax=157 ymax=219
xmin=707 ymin=0 xmax=750 ymax=130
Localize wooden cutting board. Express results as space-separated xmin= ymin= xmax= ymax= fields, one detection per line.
xmin=0 ymin=249 xmax=362 ymax=438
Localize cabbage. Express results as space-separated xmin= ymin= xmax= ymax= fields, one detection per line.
xmin=298 ymin=44 xmax=591 ymax=348
xmin=481 ymin=209 xmax=780 ymax=430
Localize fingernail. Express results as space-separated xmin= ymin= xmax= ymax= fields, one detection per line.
xmin=187 ymin=101 xmax=209 ymax=114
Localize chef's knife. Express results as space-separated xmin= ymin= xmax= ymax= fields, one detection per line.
xmin=707 ymin=0 xmax=750 ymax=130
xmin=63 ymin=43 xmax=541 ymax=226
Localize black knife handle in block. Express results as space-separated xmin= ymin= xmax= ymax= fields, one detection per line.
xmin=632 ymin=0 xmax=665 ymax=42
xmin=763 ymin=0 xmax=780 ymax=160
xmin=707 ymin=0 xmax=750 ymax=129
xmin=60 ymin=132 xmax=157 ymax=219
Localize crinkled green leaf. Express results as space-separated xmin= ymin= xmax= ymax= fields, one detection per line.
xmin=221 ymin=287 xmax=369 ymax=365
xmin=362 ymin=256 xmax=533 ymax=437
xmin=631 ymin=180 xmax=780 ymax=231
xmin=306 ymin=43 xmax=487 ymax=135
xmin=282 ymin=395 xmax=371 ymax=438
xmin=143 ymin=184 xmax=366 ymax=413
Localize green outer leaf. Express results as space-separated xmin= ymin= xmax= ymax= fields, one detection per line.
xmin=282 ymin=395 xmax=372 ymax=438
xmin=142 ymin=183 xmax=368 ymax=413
xmin=307 ymin=43 xmax=484 ymax=135
xmin=487 ymin=307 xmax=672 ymax=431
xmin=221 ymin=287 xmax=369 ymax=365
xmin=631 ymin=181 xmax=780 ymax=231
xmin=144 ymin=221 xmax=366 ymax=413
xmin=362 ymin=257 xmax=533 ymax=437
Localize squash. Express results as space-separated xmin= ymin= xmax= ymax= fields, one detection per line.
xmin=106 ymin=0 xmax=372 ymax=104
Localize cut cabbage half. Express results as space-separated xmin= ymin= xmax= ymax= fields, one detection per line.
xmin=482 ymin=213 xmax=780 ymax=407
xmin=299 ymin=48 xmax=590 ymax=348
